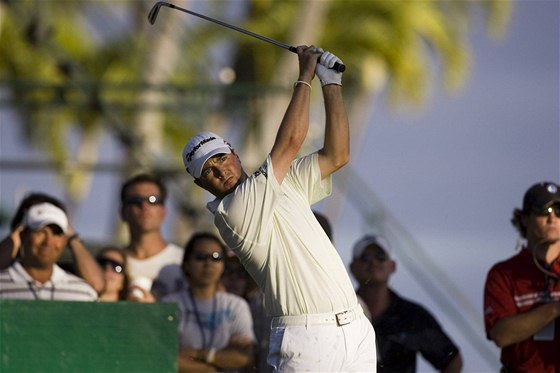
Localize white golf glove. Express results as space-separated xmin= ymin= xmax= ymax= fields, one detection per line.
xmin=315 ymin=49 xmax=343 ymax=87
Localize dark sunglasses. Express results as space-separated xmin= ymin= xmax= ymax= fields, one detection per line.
xmin=533 ymin=203 xmax=560 ymax=217
xmin=192 ymin=251 xmax=224 ymax=262
xmin=97 ymin=257 xmax=125 ymax=274
xmin=358 ymin=251 xmax=389 ymax=264
xmin=124 ymin=195 xmax=164 ymax=207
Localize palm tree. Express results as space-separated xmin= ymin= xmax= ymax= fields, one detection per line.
xmin=0 ymin=1 xmax=511 ymax=364
xmin=220 ymin=0 xmax=510 ymax=217
xmin=0 ymin=0 xmax=215 ymax=240
xmin=0 ymin=0 xmax=511 ymax=231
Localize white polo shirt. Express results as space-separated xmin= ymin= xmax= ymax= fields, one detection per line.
xmin=126 ymin=243 xmax=185 ymax=298
xmin=208 ymin=153 xmax=357 ymax=317
xmin=0 ymin=261 xmax=98 ymax=301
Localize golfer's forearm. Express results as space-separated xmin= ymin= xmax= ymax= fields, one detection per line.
xmin=271 ymin=85 xmax=311 ymax=181
xmin=277 ymin=85 xmax=311 ymax=150
xmin=318 ymin=85 xmax=349 ymax=176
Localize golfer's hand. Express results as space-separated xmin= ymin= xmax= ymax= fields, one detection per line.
xmin=316 ymin=50 xmax=343 ymax=87
xmin=296 ymin=45 xmax=321 ymax=84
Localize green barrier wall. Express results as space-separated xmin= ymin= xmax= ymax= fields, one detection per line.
xmin=0 ymin=300 xmax=179 ymax=373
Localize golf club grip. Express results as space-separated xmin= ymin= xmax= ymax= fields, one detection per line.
xmin=328 ymin=61 xmax=346 ymax=73
xmin=287 ymin=47 xmax=346 ymax=73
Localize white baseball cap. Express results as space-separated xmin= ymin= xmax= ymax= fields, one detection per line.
xmin=23 ymin=202 xmax=69 ymax=234
xmin=352 ymin=234 xmax=391 ymax=259
xmin=182 ymin=131 xmax=232 ymax=178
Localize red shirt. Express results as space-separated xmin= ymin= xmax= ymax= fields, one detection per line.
xmin=484 ymin=248 xmax=560 ymax=372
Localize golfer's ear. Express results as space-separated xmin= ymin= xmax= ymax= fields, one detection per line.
xmin=194 ymin=178 xmax=203 ymax=188
xmin=388 ymin=260 xmax=396 ymax=274
xmin=119 ymin=204 xmax=125 ymax=220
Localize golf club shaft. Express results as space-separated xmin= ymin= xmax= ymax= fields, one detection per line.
xmin=148 ymin=2 xmax=346 ymax=73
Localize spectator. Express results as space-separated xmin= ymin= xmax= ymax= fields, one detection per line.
xmin=181 ymin=47 xmax=376 ymax=371
xmin=0 ymin=192 xmax=104 ymax=294
xmin=96 ymin=246 xmax=129 ymax=301
xmin=484 ymin=181 xmax=560 ymax=372
xmin=161 ymin=232 xmax=255 ymax=372
xmin=119 ymin=173 xmax=184 ymax=300
xmin=0 ymin=202 xmax=97 ymax=301
xmin=222 ymin=253 xmax=258 ymax=299
xmin=350 ymin=234 xmax=463 ymax=372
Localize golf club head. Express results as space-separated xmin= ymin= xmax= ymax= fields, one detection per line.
xmin=148 ymin=1 xmax=170 ymax=25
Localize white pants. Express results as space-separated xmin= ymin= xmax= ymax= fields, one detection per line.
xmin=267 ymin=307 xmax=377 ymax=372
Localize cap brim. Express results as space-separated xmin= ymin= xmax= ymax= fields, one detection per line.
xmin=353 ymin=236 xmax=391 ymax=258
xmin=534 ymin=198 xmax=560 ymax=210
xmin=27 ymin=221 xmax=68 ymax=234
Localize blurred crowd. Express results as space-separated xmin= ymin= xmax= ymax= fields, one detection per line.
xmin=1 ymin=174 xmax=559 ymax=372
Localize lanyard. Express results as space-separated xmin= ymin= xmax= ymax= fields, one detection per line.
xmin=188 ymin=287 xmax=217 ymax=349
xmin=27 ymin=281 xmax=55 ymax=300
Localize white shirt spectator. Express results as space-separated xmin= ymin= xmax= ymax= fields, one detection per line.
xmin=127 ymin=243 xmax=185 ymax=298
xmin=162 ymin=287 xmax=256 ymax=350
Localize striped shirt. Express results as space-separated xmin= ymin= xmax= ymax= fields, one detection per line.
xmin=0 ymin=261 xmax=98 ymax=301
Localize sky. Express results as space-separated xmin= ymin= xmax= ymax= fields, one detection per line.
xmin=330 ymin=1 xmax=559 ymax=371
xmin=1 ymin=1 xmax=559 ymax=372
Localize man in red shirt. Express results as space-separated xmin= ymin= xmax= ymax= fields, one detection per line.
xmin=484 ymin=181 xmax=560 ymax=372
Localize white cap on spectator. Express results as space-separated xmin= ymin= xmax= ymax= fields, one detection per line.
xmin=23 ymin=202 xmax=69 ymax=234
xmin=352 ymin=235 xmax=391 ymax=259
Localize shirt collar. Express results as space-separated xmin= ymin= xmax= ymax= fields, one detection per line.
xmin=10 ymin=261 xmax=68 ymax=285
xmin=10 ymin=261 xmax=33 ymax=283
xmin=207 ymin=198 xmax=222 ymax=214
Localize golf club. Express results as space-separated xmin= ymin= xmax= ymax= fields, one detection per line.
xmin=148 ymin=1 xmax=346 ymax=73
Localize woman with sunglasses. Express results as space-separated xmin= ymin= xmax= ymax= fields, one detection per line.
xmin=96 ymin=247 xmax=129 ymax=301
xmin=161 ymin=232 xmax=256 ymax=372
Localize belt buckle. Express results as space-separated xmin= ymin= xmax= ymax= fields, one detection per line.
xmin=335 ymin=310 xmax=353 ymax=326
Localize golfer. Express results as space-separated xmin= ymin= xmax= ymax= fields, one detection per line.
xmin=182 ymin=46 xmax=376 ymax=372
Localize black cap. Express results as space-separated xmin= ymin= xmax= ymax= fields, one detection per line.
xmin=523 ymin=182 xmax=560 ymax=211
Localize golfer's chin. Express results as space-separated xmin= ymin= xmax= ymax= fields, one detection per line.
xmin=216 ymin=178 xmax=242 ymax=199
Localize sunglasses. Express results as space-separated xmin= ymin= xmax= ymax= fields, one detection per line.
xmin=533 ymin=203 xmax=560 ymax=217
xmin=124 ymin=195 xmax=164 ymax=207
xmin=97 ymin=257 xmax=125 ymax=274
xmin=358 ymin=251 xmax=389 ymax=264
xmin=192 ymin=251 xmax=224 ymax=262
